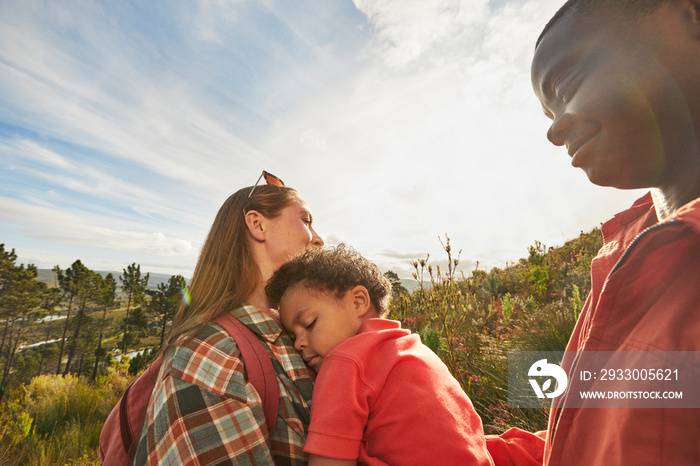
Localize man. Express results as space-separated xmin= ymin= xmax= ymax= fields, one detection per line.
xmin=527 ymin=1 xmax=700 ymax=464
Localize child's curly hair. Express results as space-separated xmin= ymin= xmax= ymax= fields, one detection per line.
xmin=266 ymin=244 xmax=392 ymax=316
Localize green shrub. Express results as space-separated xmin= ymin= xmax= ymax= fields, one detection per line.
xmin=0 ymin=229 xmax=600 ymax=457
xmin=0 ymin=358 xmax=132 ymax=465
xmin=389 ymin=232 xmax=600 ymax=434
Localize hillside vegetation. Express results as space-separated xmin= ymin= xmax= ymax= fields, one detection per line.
xmin=0 ymin=229 xmax=602 ymax=464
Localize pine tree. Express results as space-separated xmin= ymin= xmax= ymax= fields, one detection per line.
xmin=120 ymin=263 xmax=149 ymax=355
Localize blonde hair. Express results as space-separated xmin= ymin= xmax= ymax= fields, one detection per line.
xmin=161 ymin=184 xmax=301 ymax=357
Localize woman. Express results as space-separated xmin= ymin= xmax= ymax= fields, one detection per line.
xmin=134 ymin=173 xmax=323 ymax=465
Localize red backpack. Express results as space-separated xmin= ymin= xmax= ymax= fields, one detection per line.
xmin=99 ymin=313 xmax=279 ymax=464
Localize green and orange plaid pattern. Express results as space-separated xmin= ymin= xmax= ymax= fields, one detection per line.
xmin=134 ymin=304 xmax=314 ymax=465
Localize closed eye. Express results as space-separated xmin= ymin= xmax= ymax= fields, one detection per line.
xmin=558 ymin=75 xmax=582 ymax=104
xmin=300 ymin=208 xmax=314 ymax=226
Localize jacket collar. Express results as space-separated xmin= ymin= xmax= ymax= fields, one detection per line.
xmin=669 ymin=196 xmax=700 ymax=234
xmin=601 ymin=192 xmax=656 ymax=243
xmin=229 ymin=303 xmax=284 ymax=344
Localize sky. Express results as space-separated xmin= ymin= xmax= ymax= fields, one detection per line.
xmin=0 ymin=0 xmax=646 ymax=281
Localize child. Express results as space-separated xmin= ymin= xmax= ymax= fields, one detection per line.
xmin=527 ymin=1 xmax=700 ymax=464
xmin=266 ymin=245 xmax=494 ymax=466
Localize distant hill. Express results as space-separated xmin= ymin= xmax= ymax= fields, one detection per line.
xmin=35 ymin=269 xmax=189 ymax=290
xmin=36 ymin=269 xmax=418 ymax=291
xmin=400 ymin=278 xmax=420 ymax=291
xmin=37 ymin=269 xmax=417 ymax=292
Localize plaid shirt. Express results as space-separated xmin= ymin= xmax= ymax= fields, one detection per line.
xmin=134 ymin=304 xmax=314 ymax=465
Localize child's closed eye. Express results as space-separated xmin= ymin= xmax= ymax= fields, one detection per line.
xmin=555 ymin=73 xmax=582 ymax=104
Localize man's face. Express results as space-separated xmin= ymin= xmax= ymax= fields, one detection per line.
xmin=531 ymin=6 xmax=697 ymax=190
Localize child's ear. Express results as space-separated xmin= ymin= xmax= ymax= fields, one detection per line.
xmin=351 ymin=285 xmax=372 ymax=317
xmin=244 ymin=210 xmax=267 ymax=242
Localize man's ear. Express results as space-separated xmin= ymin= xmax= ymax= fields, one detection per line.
xmin=351 ymin=285 xmax=372 ymax=317
xmin=245 ymin=210 xmax=266 ymax=242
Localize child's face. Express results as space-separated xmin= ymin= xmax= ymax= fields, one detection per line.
xmin=279 ymin=284 xmax=363 ymax=372
xmin=531 ymin=6 xmax=698 ymax=190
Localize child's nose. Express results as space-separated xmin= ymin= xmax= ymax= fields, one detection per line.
xmin=294 ymin=337 xmax=306 ymax=352
xmin=547 ymin=113 xmax=573 ymax=147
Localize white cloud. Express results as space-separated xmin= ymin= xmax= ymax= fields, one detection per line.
xmin=7 ymin=139 xmax=73 ymax=170
xmin=0 ymin=4 xmax=266 ymax=202
xmin=0 ymin=0 xmax=648 ymax=280
xmin=299 ymin=129 xmax=328 ymax=150
xmin=0 ymin=197 xmax=197 ymax=257
xmin=257 ymin=0 xmax=644 ymax=276
xmin=2 ymin=138 xmax=159 ymax=203
xmin=354 ymin=0 xmax=490 ymax=67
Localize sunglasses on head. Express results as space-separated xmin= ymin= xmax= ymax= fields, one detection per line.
xmin=243 ymin=170 xmax=285 ymax=216
xmin=247 ymin=170 xmax=285 ymax=199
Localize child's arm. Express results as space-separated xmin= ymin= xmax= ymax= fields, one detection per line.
xmin=308 ymin=454 xmax=357 ymax=466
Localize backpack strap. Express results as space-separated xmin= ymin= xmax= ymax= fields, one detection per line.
xmin=119 ymin=317 xmax=279 ymax=458
xmin=119 ymin=380 xmax=136 ymax=455
xmin=113 ymin=355 xmax=163 ymax=461
xmin=215 ymin=313 xmax=280 ymax=435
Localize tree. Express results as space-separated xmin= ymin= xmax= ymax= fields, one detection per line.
xmin=2 ymin=269 xmax=45 ymax=387
xmin=55 ymin=263 xmax=77 ymax=373
xmin=91 ymin=273 xmax=117 ymax=381
xmin=37 ymin=286 xmax=61 ymax=376
xmin=146 ymin=274 xmax=186 ymax=349
xmin=120 ymin=263 xmax=149 ymax=355
xmin=55 ymin=261 xmax=89 ymax=374
xmin=527 ymin=241 xmax=551 ymax=304
xmin=63 ymin=269 xmax=103 ymax=375
xmin=481 ymin=273 xmax=504 ymax=299
xmin=125 ymin=306 xmax=149 ymax=348
xmin=384 ymin=270 xmax=407 ymax=296
xmin=0 ymin=245 xmax=20 ymax=368
xmin=0 ymin=245 xmax=47 ymax=402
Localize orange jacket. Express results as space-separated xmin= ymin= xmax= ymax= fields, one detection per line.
xmin=544 ymin=193 xmax=700 ymax=465
xmin=487 ymin=193 xmax=700 ymax=465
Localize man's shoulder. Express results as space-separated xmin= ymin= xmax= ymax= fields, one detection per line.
xmin=670 ymin=196 xmax=700 ymax=234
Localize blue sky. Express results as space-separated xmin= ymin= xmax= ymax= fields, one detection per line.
xmin=0 ymin=0 xmax=645 ymax=280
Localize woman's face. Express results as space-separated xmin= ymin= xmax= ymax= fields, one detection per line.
xmin=265 ymin=198 xmax=324 ymax=271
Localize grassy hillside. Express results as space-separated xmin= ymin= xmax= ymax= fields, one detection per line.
xmin=1 ymin=228 xmax=603 ymax=463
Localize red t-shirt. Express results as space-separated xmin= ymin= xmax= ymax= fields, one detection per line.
xmin=304 ymin=319 xmax=494 ymax=465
